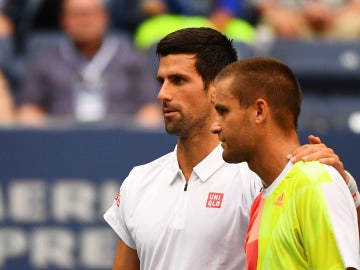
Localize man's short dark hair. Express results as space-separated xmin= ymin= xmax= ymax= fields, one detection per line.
xmin=156 ymin=27 xmax=238 ymax=90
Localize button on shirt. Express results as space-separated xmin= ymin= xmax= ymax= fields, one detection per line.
xmin=104 ymin=144 xmax=261 ymax=270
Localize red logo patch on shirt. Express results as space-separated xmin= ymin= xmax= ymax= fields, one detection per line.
xmin=206 ymin=192 xmax=224 ymax=208
xmin=274 ymin=192 xmax=284 ymax=206
xmin=114 ymin=191 xmax=120 ymax=207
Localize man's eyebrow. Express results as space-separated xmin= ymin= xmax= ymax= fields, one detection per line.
xmin=165 ymin=73 xmax=191 ymax=82
xmin=169 ymin=72 xmax=188 ymax=78
xmin=156 ymin=76 xmax=163 ymax=82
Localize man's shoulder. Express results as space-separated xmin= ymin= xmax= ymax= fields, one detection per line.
xmin=290 ymin=161 xmax=342 ymax=186
xmin=26 ymin=44 xmax=62 ymax=69
xmin=119 ymin=151 xmax=175 ymax=194
xmin=128 ymin=151 xmax=174 ymax=178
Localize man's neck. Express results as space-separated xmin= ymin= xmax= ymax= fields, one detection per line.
xmin=249 ymin=131 xmax=300 ymax=188
xmin=176 ymin=132 xmax=220 ymax=181
xmin=75 ymin=39 xmax=102 ymax=57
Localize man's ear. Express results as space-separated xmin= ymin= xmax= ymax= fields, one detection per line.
xmin=254 ymin=98 xmax=269 ymax=123
xmin=209 ymin=83 xmax=216 ymax=104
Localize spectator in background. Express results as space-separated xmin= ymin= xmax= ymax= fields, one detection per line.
xmin=137 ymin=0 xmax=245 ymax=29
xmin=118 ymin=0 xmax=256 ymax=50
xmin=109 ymin=0 xmax=251 ymax=38
xmin=16 ymin=0 xmax=162 ymax=127
xmin=254 ymin=0 xmax=360 ymax=39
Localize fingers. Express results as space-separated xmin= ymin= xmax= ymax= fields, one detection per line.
xmin=308 ymin=134 xmax=322 ymax=144
xmin=317 ymin=157 xmax=340 ymax=167
xmin=288 ymin=143 xmax=333 ymax=162
xmin=287 ymin=145 xmax=347 ymax=182
xmin=289 ymin=149 xmax=334 ymax=163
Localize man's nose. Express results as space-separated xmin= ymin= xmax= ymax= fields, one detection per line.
xmin=157 ymin=82 xmax=171 ymax=101
xmin=210 ymin=121 xmax=221 ymax=134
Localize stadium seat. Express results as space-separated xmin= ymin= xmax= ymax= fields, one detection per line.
xmin=268 ymin=38 xmax=360 ymax=92
xmin=233 ymin=41 xmax=255 ymax=60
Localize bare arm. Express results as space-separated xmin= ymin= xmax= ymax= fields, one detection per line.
xmin=0 ymin=71 xmax=14 ymax=123
xmin=112 ymin=239 xmax=140 ymax=270
xmin=16 ymin=104 xmax=47 ymax=125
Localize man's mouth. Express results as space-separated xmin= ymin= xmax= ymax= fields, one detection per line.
xmin=163 ymin=107 xmax=178 ymax=117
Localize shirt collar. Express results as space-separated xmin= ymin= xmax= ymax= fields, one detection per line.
xmin=167 ymin=146 xmax=181 ymax=185
xmin=168 ymin=144 xmax=226 ymax=185
xmin=263 ymin=160 xmax=294 ymax=196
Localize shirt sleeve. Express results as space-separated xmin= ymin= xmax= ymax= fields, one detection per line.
xmin=300 ymin=165 xmax=360 ymax=269
xmin=103 ymin=176 xmax=137 ymax=249
xmin=322 ymin=166 xmax=360 ymax=268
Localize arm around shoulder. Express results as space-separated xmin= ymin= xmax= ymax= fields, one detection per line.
xmin=112 ymin=239 xmax=140 ymax=270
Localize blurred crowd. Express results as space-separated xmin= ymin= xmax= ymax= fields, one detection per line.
xmin=0 ymin=0 xmax=359 ymax=127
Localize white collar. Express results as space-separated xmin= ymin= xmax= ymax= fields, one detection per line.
xmin=167 ymin=144 xmax=226 ymax=185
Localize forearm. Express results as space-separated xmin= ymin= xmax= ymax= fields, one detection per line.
xmin=112 ymin=239 xmax=140 ymax=270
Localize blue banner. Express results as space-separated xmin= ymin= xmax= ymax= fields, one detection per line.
xmin=0 ymin=125 xmax=358 ymax=269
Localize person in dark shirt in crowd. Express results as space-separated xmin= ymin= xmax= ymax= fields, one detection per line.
xmin=16 ymin=0 xmax=162 ymax=126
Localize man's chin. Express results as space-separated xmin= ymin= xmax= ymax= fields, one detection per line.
xmin=164 ymin=125 xmax=179 ymax=136
xmin=222 ymin=153 xmax=242 ymax=164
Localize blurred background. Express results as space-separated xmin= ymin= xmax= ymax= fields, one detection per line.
xmin=0 ymin=0 xmax=359 ymax=269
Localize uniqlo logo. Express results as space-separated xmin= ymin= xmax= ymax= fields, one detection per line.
xmin=114 ymin=191 xmax=120 ymax=207
xmin=206 ymin=192 xmax=224 ymax=208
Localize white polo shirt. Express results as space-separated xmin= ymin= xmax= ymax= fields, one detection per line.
xmin=104 ymin=144 xmax=261 ymax=270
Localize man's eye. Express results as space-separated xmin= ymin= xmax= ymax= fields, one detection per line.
xmin=216 ymin=107 xmax=227 ymax=115
xmin=215 ymin=107 xmax=224 ymax=115
xmin=173 ymin=77 xmax=184 ymax=85
xmin=156 ymin=78 xmax=164 ymax=85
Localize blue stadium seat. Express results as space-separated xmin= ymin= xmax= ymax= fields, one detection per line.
xmin=268 ymin=38 xmax=360 ymax=92
xmin=233 ymin=41 xmax=255 ymax=60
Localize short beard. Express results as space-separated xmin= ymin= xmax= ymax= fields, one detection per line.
xmin=164 ymin=117 xmax=187 ymax=137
